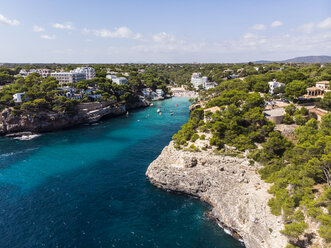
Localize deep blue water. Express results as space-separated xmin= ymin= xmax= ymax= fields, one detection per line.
xmin=0 ymin=98 xmax=243 ymax=248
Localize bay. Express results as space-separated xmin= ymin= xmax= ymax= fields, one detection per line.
xmin=0 ymin=97 xmax=243 ymax=248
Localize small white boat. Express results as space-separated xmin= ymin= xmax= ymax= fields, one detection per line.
xmin=157 ymin=109 xmax=161 ymax=113
xmin=150 ymin=103 xmax=154 ymax=106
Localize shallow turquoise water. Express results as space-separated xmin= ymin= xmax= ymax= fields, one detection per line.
xmin=0 ymin=97 xmax=243 ymax=248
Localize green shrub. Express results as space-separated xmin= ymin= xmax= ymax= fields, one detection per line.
xmin=188 ymin=144 xmax=200 ymax=152
xmin=191 ymin=133 xmax=199 ymax=142
xmin=282 ymin=113 xmax=294 ymax=124
xmin=200 ymin=134 xmax=206 ymax=140
xmin=294 ymin=114 xmax=307 ymax=125
xmin=268 ymin=197 xmax=282 ymax=216
xmin=281 ymin=221 xmax=308 ymax=238
xmin=307 ymin=206 xmax=323 ymax=218
xmin=285 ymin=104 xmax=297 ymax=115
xmin=318 ymin=224 xmax=331 ymax=243
xmin=21 ymin=101 xmax=36 ymax=111
xmin=285 ymin=244 xmax=299 ymax=248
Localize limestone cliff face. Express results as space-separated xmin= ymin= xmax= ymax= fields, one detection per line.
xmin=0 ymin=99 xmax=149 ymax=135
xmin=146 ymin=142 xmax=288 ymax=248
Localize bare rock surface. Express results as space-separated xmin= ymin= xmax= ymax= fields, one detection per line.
xmin=146 ymin=141 xmax=288 ymax=248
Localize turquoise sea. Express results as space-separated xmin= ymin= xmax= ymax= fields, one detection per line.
xmin=0 ymin=97 xmax=243 ymax=248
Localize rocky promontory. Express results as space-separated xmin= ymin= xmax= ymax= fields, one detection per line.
xmin=146 ymin=141 xmax=288 ymax=248
xmin=0 ymin=98 xmax=149 ymax=135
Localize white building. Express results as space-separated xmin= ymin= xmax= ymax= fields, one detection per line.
xmin=315 ymin=81 xmax=329 ymax=90
xmin=113 ymin=77 xmax=128 ymax=85
xmin=191 ymin=73 xmax=217 ymax=90
xmin=13 ymin=92 xmax=25 ymax=103
xmin=51 ymin=71 xmax=86 ymax=84
xmin=19 ymin=69 xmax=51 ymax=78
xmin=142 ymin=88 xmax=153 ymax=98
xmin=156 ymin=89 xmax=164 ymax=97
xmin=204 ymin=82 xmax=217 ymax=90
xmin=71 ymin=67 xmax=95 ymax=80
xmin=268 ymin=79 xmax=285 ymax=95
xmin=106 ymin=75 xmax=128 ymax=85
xmin=65 ymin=92 xmax=82 ymax=100
xmin=106 ymin=74 xmax=117 ymax=80
xmin=191 ymin=73 xmax=208 ymax=90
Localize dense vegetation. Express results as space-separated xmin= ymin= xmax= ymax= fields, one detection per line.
xmin=0 ymin=73 xmax=79 ymax=114
xmin=0 ymin=73 xmax=141 ymax=115
xmin=172 ymin=65 xmax=330 ymax=246
xmin=257 ymin=115 xmax=331 ymax=246
xmin=173 ymin=79 xmax=275 ymax=152
xmin=0 ymin=62 xmax=330 ymax=245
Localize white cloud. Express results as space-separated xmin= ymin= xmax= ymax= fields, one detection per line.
xmin=297 ymin=17 xmax=331 ymax=34
xmin=131 ymin=31 xmax=206 ymax=54
xmin=0 ymin=14 xmax=20 ymax=26
xmin=152 ymin=32 xmax=176 ymax=43
xmin=33 ymin=25 xmax=45 ymax=32
xmin=53 ymin=23 xmax=74 ymax=30
xmin=317 ymin=17 xmax=331 ymax=29
xmin=299 ymin=22 xmax=315 ymax=34
xmin=41 ymin=34 xmax=56 ymax=40
xmin=250 ymin=24 xmax=266 ymax=30
xmin=243 ymin=33 xmax=259 ymax=39
xmin=271 ymin=20 xmax=283 ymax=27
xmin=85 ymin=26 xmax=142 ymax=39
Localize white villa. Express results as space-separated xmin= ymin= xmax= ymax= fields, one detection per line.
xmin=268 ymin=79 xmax=285 ymax=95
xmin=141 ymin=88 xmax=164 ymax=100
xmin=113 ymin=77 xmax=128 ymax=85
xmin=156 ymin=89 xmax=164 ymax=97
xmin=142 ymin=88 xmax=153 ymax=98
xmin=13 ymin=92 xmax=25 ymax=103
xmin=306 ymin=81 xmax=330 ymax=98
xmin=19 ymin=69 xmax=51 ymax=78
xmin=315 ymin=81 xmax=329 ymax=90
xmin=190 ymin=73 xmax=216 ymax=90
xmin=65 ymin=92 xmax=82 ymax=100
xmin=71 ymin=67 xmax=96 ymax=80
xmin=106 ymin=75 xmax=117 ymax=80
xmin=204 ymin=82 xmax=217 ymax=90
xmin=191 ymin=73 xmax=208 ymax=89
xmin=106 ymin=74 xmax=128 ymax=85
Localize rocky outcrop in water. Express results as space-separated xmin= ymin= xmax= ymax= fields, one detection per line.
xmin=0 ymin=99 xmax=149 ymax=135
xmin=146 ymin=142 xmax=288 ymax=248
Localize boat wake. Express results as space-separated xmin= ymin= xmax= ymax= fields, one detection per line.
xmin=0 ymin=147 xmax=38 ymax=159
xmin=13 ymin=134 xmax=41 ymax=141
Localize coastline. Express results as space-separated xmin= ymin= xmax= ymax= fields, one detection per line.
xmin=146 ymin=141 xmax=288 ymax=248
xmin=0 ymin=98 xmax=150 ymax=136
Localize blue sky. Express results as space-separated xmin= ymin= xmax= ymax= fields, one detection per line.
xmin=0 ymin=0 xmax=330 ymax=63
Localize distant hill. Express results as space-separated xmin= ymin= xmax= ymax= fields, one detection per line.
xmin=254 ymin=55 xmax=331 ymax=64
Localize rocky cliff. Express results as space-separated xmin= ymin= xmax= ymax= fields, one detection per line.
xmin=0 ymin=99 xmax=149 ymax=135
xmin=146 ymin=142 xmax=288 ymax=248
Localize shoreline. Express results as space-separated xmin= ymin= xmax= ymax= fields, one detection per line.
xmin=150 ymin=180 xmax=246 ymax=244
xmin=146 ymin=141 xmax=288 ymax=248
xmin=0 ymin=98 xmax=150 ymax=137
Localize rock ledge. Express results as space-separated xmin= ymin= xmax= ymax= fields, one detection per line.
xmin=146 ymin=141 xmax=288 ymax=248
